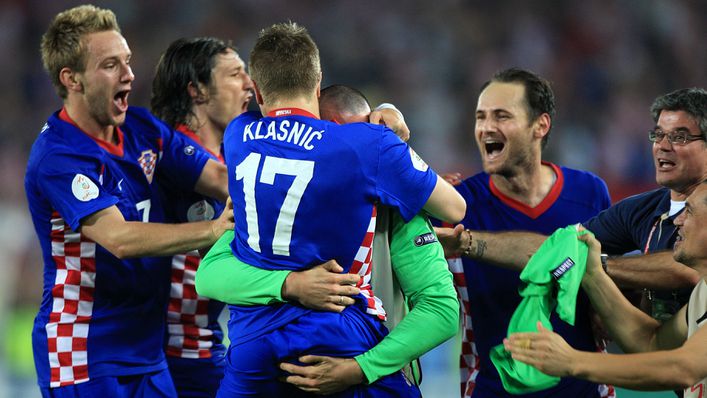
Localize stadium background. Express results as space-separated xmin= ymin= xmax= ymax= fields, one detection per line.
xmin=0 ymin=0 xmax=704 ymax=397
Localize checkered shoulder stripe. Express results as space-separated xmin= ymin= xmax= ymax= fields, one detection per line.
xmin=47 ymin=212 xmax=96 ymax=387
xmin=349 ymin=207 xmax=386 ymax=320
xmin=447 ymin=256 xmax=479 ymax=398
xmin=166 ymin=251 xmax=215 ymax=359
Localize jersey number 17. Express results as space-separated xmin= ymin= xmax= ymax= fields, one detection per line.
xmin=235 ymin=152 xmax=314 ymax=257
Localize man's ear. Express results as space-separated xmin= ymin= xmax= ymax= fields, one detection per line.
xmin=188 ymin=81 xmax=208 ymax=104
xmin=533 ymin=113 xmax=551 ymax=140
xmin=59 ymin=67 xmax=83 ymax=93
xmin=252 ymin=80 xmax=264 ymax=105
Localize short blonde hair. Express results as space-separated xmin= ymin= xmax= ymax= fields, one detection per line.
xmin=40 ymin=4 xmax=120 ymax=98
xmin=249 ymin=22 xmax=321 ymax=104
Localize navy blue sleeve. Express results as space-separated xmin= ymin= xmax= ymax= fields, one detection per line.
xmin=583 ymin=200 xmax=640 ymax=255
xmin=36 ymin=150 xmax=119 ymax=231
xmin=155 ymin=119 xmax=211 ymax=192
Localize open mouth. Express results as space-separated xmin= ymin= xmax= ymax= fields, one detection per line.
xmin=241 ymin=98 xmax=251 ymax=113
xmin=114 ymin=90 xmax=130 ymax=113
xmin=657 ymin=158 xmax=676 ymax=170
xmin=485 ymin=141 xmax=505 ymax=157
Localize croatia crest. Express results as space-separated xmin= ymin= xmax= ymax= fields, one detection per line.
xmin=138 ymin=149 xmax=157 ymax=183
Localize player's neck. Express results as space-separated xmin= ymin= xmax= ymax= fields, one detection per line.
xmin=262 ymin=95 xmax=320 ymax=119
xmin=63 ymin=101 xmax=117 ymax=144
xmin=187 ymin=116 xmax=223 ymax=156
xmin=196 ymin=127 xmax=223 ymax=157
xmin=491 ymin=161 xmax=556 ymax=207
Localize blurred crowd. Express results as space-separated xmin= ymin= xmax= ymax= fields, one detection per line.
xmin=0 ymin=0 xmax=704 ymax=396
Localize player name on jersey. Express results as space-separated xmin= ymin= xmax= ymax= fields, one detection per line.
xmin=242 ymin=119 xmax=324 ymax=150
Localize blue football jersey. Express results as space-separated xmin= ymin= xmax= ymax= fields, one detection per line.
xmin=157 ymin=125 xmax=227 ymax=363
xmin=25 ymin=107 xmax=211 ymax=388
xmin=451 ymin=163 xmax=612 ymax=398
xmin=222 ymin=108 xmax=438 ymax=345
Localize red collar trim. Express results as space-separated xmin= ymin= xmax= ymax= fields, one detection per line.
xmin=267 ymin=108 xmax=319 ymax=119
xmin=175 ymin=124 xmax=202 ymax=145
xmin=175 ymin=124 xmax=224 ymax=163
xmin=489 ymin=161 xmax=564 ymax=219
xmin=59 ymin=107 xmax=124 ymax=157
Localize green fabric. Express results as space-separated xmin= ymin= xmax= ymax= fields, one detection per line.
xmin=368 ymin=206 xmax=417 ymax=383
xmin=195 ymin=213 xmax=459 ymax=385
xmin=355 ymin=211 xmax=459 ymax=384
xmin=195 ymin=230 xmax=290 ymax=305
xmin=490 ymin=225 xmax=590 ymax=394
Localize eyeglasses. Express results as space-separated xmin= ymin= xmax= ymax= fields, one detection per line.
xmin=648 ymin=129 xmax=705 ymax=146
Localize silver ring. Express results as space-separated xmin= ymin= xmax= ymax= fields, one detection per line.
xmin=338 ymin=295 xmax=344 ymax=305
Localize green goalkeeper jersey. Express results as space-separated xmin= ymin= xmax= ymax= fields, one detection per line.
xmin=490 ymin=225 xmax=590 ymax=394
xmin=195 ymin=210 xmax=459 ymax=384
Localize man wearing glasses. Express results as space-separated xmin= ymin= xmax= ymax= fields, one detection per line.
xmin=438 ymin=87 xmax=706 ymax=323
xmin=581 ymin=87 xmax=706 ymax=320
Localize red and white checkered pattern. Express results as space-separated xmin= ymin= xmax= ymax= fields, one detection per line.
xmin=447 ymin=256 xmax=479 ymax=398
xmin=166 ymin=251 xmax=214 ymax=359
xmin=349 ymin=207 xmax=386 ymax=320
xmin=449 ymin=254 xmax=615 ymax=398
xmin=594 ymin=338 xmax=616 ymax=398
xmin=47 ymin=212 xmax=96 ymax=387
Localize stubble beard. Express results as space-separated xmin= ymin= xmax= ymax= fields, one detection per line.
xmin=673 ymin=248 xmax=695 ymax=268
xmin=488 ymin=144 xmax=534 ymax=179
xmin=86 ymin=85 xmax=123 ymax=128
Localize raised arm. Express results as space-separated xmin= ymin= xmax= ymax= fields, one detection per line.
xmin=505 ymin=319 xmax=704 ymax=391
xmin=369 ymin=105 xmax=464 ymax=223
xmin=436 ymin=225 xmax=701 ymax=290
xmin=369 ymin=104 xmax=410 ymax=142
xmin=435 ymin=225 xmax=545 ymax=271
xmin=605 ymin=251 xmax=700 ymax=289
xmin=570 ymin=326 xmax=707 ymax=390
xmin=576 ymin=232 xmax=686 ymax=352
xmin=80 ymin=199 xmax=233 ymax=259
xmin=423 ymin=176 xmax=467 ymax=224
xmin=503 ymin=232 xmax=699 ymax=391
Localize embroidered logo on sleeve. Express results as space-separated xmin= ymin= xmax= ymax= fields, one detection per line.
xmin=409 ymin=148 xmax=429 ymax=172
xmin=71 ymin=174 xmax=99 ymax=202
xmin=414 ymin=232 xmax=438 ymax=246
xmin=184 ymin=145 xmax=195 ymax=156
xmin=137 ymin=149 xmax=157 ymax=183
xmin=551 ymin=257 xmax=575 ymax=279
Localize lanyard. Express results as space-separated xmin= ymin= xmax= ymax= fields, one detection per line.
xmin=643 ymin=212 xmax=669 ymax=255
